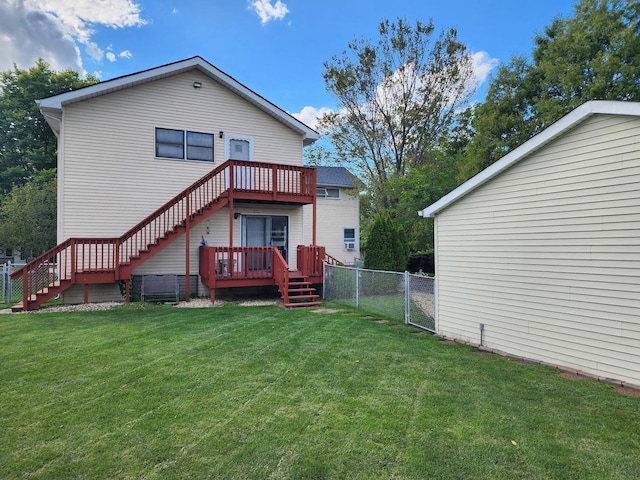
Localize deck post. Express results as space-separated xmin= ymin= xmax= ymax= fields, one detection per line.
xmin=185 ymin=191 xmax=191 ymax=303
xmin=312 ymin=168 xmax=317 ymax=245
xmin=84 ymin=284 xmax=89 ymax=304
xmin=21 ymin=268 xmax=28 ymax=311
xmin=125 ymin=280 xmax=131 ymax=303
xmin=229 ymin=165 xmax=235 ymax=249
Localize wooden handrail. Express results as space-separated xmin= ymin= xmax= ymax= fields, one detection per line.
xmin=11 ymin=160 xmax=316 ymax=310
xmin=272 ymin=248 xmax=289 ymax=304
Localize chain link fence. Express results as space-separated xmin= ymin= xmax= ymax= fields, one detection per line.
xmin=1 ymin=262 xmax=26 ymax=306
xmin=323 ymin=264 xmax=436 ymax=332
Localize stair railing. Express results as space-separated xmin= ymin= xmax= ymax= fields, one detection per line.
xmin=10 ymin=160 xmax=316 ymax=310
xmin=272 ymin=248 xmax=290 ymax=304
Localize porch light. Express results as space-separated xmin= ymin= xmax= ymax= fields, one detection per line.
xmin=219 ymin=130 xmax=224 ymax=138
xmin=234 ymin=212 xmax=240 ymax=220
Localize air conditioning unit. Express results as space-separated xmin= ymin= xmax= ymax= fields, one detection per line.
xmin=344 ymin=242 xmax=355 ymax=251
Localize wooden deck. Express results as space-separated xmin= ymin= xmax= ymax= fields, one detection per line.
xmin=11 ymin=160 xmax=320 ymax=311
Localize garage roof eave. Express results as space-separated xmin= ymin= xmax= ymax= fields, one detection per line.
xmin=418 ymin=100 xmax=640 ymax=218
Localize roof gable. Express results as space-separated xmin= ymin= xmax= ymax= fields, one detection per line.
xmin=37 ymin=56 xmax=319 ymax=145
xmin=419 ymin=101 xmax=640 ymax=218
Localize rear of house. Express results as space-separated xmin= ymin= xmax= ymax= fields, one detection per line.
xmin=13 ymin=57 xmax=338 ymax=310
xmin=420 ymin=101 xmax=640 ymax=387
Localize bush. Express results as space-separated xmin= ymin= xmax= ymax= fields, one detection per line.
xmin=364 ymin=212 xmax=409 ymax=272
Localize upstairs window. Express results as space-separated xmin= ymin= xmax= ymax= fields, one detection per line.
xmin=317 ymin=187 xmax=340 ymax=198
xmin=156 ymin=128 xmax=184 ymax=159
xmin=187 ymin=132 xmax=214 ymax=161
xmin=156 ymin=128 xmax=214 ymax=162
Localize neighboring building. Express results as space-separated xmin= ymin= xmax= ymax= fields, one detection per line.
xmin=304 ymin=166 xmax=360 ymax=265
xmin=0 ymin=247 xmax=23 ymax=264
xmin=419 ymin=101 xmax=640 ymax=387
xmin=12 ymin=57 xmax=353 ymax=310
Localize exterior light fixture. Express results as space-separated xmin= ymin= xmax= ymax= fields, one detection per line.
xmin=219 ymin=131 xmax=224 ymax=138
xmin=234 ymin=212 xmax=240 ymax=220
xmin=193 ymin=81 xmax=202 ymax=88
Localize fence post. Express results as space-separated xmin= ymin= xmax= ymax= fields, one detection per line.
xmin=322 ymin=262 xmax=326 ymax=300
xmin=404 ymin=271 xmax=410 ymax=325
xmin=355 ymin=267 xmax=360 ymax=309
xmin=1 ymin=263 xmax=5 ymax=303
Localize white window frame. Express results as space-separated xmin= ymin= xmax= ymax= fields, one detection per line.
xmin=224 ymin=133 xmax=254 ymax=161
xmin=343 ymin=227 xmax=356 ymax=251
xmin=317 ymin=187 xmax=340 ymax=199
xmin=155 ymin=127 xmax=215 ymax=162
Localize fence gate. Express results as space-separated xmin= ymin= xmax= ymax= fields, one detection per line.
xmin=2 ymin=262 xmax=26 ymax=306
xmin=323 ymin=264 xmax=436 ymax=333
xmin=406 ymin=272 xmax=436 ymax=332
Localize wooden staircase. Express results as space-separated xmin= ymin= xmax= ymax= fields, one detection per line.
xmin=11 ymin=160 xmax=317 ymax=311
xmin=282 ymin=271 xmax=321 ymax=308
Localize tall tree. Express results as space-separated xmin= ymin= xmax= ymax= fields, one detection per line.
xmin=320 ymin=18 xmax=475 ymax=210
xmin=461 ymin=0 xmax=640 ymax=179
xmin=0 ymin=169 xmax=57 ymax=257
xmin=0 ymin=60 xmax=98 ymax=194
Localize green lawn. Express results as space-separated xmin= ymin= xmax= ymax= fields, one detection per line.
xmin=1 ymin=303 xmax=639 ymax=479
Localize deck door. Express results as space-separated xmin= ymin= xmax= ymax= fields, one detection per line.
xmin=230 ymin=139 xmax=254 ymax=189
xmin=243 ymin=215 xmax=288 ymax=270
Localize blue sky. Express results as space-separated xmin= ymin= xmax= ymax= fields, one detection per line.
xmin=1 ymin=0 xmax=577 ymax=127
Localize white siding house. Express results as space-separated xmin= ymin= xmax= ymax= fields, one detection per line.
xmin=31 ymin=57 xmax=333 ymax=306
xmin=303 ymin=166 xmax=360 ymax=265
xmin=419 ymin=101 xmax=640 ymax=387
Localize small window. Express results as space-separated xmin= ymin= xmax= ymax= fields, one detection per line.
xmin=187 ymin=131 xmax=214 ymax=161
xmin=156 ymin=128 xmax=184 ymax=159
xmin=344 ymin=228 xmax=356 ymax=250
xmin=4 ymin=248 xmax=12 ymax=257
xmin=317 ymin=187 xmax=340 ymax=198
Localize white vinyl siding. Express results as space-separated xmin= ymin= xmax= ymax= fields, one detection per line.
xmin=304 ymin=188 xmax=359 ymax=264
xmin=434 ymin=114 xmax=640 ymax=386
xmin=59 ymin=70 xmax=305 ymax=243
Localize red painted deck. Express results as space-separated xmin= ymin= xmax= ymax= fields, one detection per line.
xmin=11 ymin=160 xmax=322 ymax=311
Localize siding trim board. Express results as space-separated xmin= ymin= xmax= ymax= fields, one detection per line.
xmin=422 ymin=101 xmax=640 ymax=387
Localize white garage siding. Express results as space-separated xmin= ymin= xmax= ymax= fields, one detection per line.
xmin=434 ymin=113 xmax=640 ymax=386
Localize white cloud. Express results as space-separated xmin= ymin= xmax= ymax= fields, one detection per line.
xmin=291 ymin=106 xmax=332 ymax=130
xmin=0 ymin=0 xmax=145 ymax=73
xmin=106 ymin=52 xmax=116 ymax=62
xmin=471 ymin=51 xmax=499 ymax=87
xmin=119 ymin=50 xmax=133 ymax=59
xmin=249 ymin=0 xmax=289 ymax=25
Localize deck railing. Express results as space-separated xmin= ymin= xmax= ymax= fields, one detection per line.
xmin=272 ymin=249 xmax=290 ymax=303
xmin=12 ymin=160 xmax=317 ymax=309
xmin=297 ymin=245 xmax=326 ymax=278
xmin=11 ymin=238 xmax=119 ymax=307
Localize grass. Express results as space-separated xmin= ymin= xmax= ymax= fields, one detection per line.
xmin=1 ymin=303 xmax=639 ymax=479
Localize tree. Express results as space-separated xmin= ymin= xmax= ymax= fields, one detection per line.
xmin=460 ymin=0 xmax=640 ymax=179
xmin=0 ymin=60 xmax=98 ymax=194
xmin=0 ymin=169 xmax=57 ymax=258
xmin=320 ymin=17 xmax=475 ymax=210
xmin=364 ymin=211 xmax=409 ymax=272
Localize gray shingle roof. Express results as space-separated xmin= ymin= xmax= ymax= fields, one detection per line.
xmin=316 ymin=166 xmax=355 ymax=188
